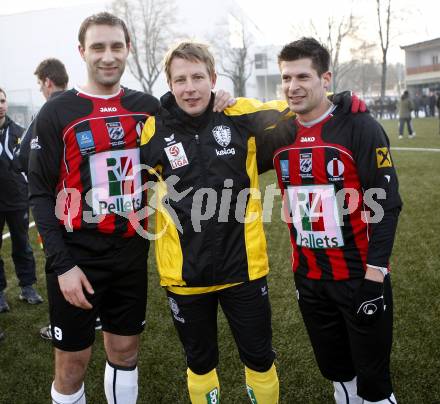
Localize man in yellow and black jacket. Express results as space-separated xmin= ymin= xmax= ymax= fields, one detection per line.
xmin=140 ymin=42 xmax=288 ymax=404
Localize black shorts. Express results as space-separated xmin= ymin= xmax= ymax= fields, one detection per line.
xmin=166 ymin=277 xmax=275 ymax=375
xmin=294 ymin=273 xmax=394 ymax=402
xmin=46 ymin=232 xmax=149 ymax=351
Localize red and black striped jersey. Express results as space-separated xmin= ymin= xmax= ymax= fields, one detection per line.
xmin=29 ymin=87 xmax=159 ymax=275
xmin=257 ymin=107 xmax=402 ymax=280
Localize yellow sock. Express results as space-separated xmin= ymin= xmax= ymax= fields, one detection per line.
xmin=245 ymin=364 xmax=279 ymax=404
xmin=187 ymin=368 xmax=220 ymax=404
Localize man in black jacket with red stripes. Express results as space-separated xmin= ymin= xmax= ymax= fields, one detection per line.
xmin=257 ymin=38 xmax=401 ymax=404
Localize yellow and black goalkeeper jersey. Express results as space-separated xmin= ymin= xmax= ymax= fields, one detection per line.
xmin=140 ymin=92 xmax=289 ymax=293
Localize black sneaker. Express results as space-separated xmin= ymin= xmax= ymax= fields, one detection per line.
xmin=19 ymin=286 xmax=44 ymax=305
xmin=0 ymin=292 xmax=10 ymax=313
xmin=40 ymin=324 xmax=52 ymax=340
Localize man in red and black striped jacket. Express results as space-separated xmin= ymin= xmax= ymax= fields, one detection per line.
xmin=257 ymin=38 xmax=401 ymax=404
xmin=28 ymin=12 xmax=159 ymax=404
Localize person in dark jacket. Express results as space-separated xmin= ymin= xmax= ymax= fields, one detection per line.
xmin=398 ymin=90 xmax=415 ymax=139
xmin=15 ymin=58 xmax=69 ymax=174
xmin=0 ymin=88 xmax=42 ymax=313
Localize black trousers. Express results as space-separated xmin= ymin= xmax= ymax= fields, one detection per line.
xmin=46 ymin=233 xmax=149 ymax=351
xmin=294 ymin=273 xmax=394 ymax=402
xmin=167 ymin=277 xmax=275 ymax=375
xmin=0 ymin=209 xmax=36 ymax=291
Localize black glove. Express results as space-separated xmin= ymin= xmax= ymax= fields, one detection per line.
xmin=331 ymin=91 xmax=367 ymax=114
xmin=354 ymin=279 xmax=385 ymax=325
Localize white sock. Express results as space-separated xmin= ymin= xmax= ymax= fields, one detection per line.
xmin=104 ymin=361 xmax=138 ymax=404
xmin=51 ymin=382 xmax=86 ymax=404
xmin=364 ymin=393 xmax=397 ymax=404
xmin=333 ymin=377 xmax=362 ymax=404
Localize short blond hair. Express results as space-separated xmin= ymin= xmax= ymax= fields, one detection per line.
xmin=164 ymin=41 xmax=216 ymax=85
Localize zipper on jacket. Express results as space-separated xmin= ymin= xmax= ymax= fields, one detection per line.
xmin=194 ymin=133 xmax=208 ymax=187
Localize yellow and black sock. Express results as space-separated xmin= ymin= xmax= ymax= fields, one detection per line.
xmin=245 ymin=364 xmax=279 ymax=404
xmin=187 ymin=368 xmax=220 ymax=404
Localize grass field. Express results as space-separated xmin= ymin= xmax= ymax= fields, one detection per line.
xmin=0 ymin=117 xmax=439 ymax=403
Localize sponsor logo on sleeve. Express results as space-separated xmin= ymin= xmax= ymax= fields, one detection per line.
xmin=376 ymin=147 xmax=392 ymax=168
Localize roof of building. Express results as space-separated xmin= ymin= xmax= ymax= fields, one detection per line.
xmin=401 ymin=37 xmax=440 ymax=51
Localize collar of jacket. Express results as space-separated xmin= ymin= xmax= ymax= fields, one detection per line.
xmin=0 ymin=116 xmax=12 ymax=131
xmin=159 ymin=91 xmax=215 ymax=133
xmin=49 ymin=90 xmax=64 ymax=100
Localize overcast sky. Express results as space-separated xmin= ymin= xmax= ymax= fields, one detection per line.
xmin=1 ymin=0 xmax=438 ymax=108
xmin=1 ymin=0 xmax=438 ymax=60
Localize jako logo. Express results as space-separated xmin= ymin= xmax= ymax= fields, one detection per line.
xmin=206 ymin=388 xmax=219 ymax=404
xmin=300 ymin=136 xmax=315 ymax=142
xmin=100 ymin=107 xmax=117 ymax=112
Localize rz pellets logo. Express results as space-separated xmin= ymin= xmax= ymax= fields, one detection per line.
xmin=206 ymin=387 xmax=219 ymax=404
xmin=106 ymin=156 xmax=135 ymax=196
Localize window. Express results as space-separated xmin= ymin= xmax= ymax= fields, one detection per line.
xmin=255 ymin=53 xmax=267 ymax=69
xmin=433 ymin=55 xmax=439 ymax=65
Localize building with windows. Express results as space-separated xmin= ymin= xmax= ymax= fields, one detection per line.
xmin=401 ymin=37 xmax=440 ymax=94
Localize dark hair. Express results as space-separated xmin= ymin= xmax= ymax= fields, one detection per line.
xmin=278 ymin=37 xmax=330 ymax=76
xmin=0 ymin=87 xmax=5 ymax=98
xmin=34 ymin=58 xmax=69 ymax=88
xmin=401 ymin=90 xmax=409 ymax=100
xmin=78 ymin=12 xmax=130 ymax=48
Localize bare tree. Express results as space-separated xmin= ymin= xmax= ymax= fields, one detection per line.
xmin=376 ymin=0 xmax=392 ymax=117
xmin=309 ymin=13 xmax=359 ymax=92
xmin=112 ymin=0 xmax=179 ymax=94
xmin=211 ymin=14 xmax=254 ymax=97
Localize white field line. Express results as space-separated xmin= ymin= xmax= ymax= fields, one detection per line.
xmin=2 ymin=221 xmax=36 ymax=240
xmin=391 ymin=147 xmax=440 ymax=152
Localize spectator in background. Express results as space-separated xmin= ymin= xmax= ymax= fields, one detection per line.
xmin=421 ymin=94 xmax=429 ymax=117
xmin=429 ymin=91 xmax=437 ymax=117
xmin=398 ymin=90 xmax=415 ymax=139
xmin=436 ymin=92 xmax=440 ymax=134
xmin=0 ymin=87 xmax=43 ymax=313
xmin=413 ymin=92 xmax=421 ymax=118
